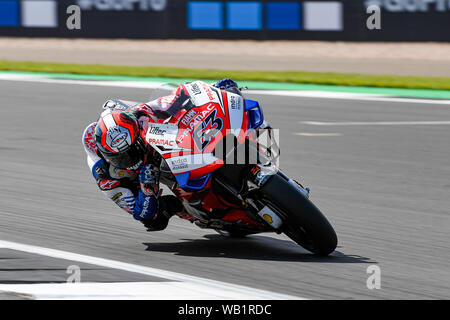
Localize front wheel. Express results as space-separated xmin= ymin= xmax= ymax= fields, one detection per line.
xmin=258 ymin=172 xmax=338 ymax=255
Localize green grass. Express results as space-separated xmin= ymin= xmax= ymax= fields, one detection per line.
xmin=1 ymin=60 xmax=449 ymax=90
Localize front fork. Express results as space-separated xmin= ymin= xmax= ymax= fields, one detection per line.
xmin=248 ymin=164 xmax=310 ymax=199
xmin=246 ymin=164 xmax=311 ymax=231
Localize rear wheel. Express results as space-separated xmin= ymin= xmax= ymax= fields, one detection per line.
xmin=258 ymin=172 xmax=337 ymax=255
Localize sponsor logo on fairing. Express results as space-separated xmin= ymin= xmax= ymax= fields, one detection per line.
xmin=181 ymin=109 xmax=198 ymax=126
xmin=229 ymin=95 xmax=241 ymax=110
xmin=147 ymin=126 xmax=166 ymax=135
xmin=166 ymin=153 xmax=218 ymax=171
xmin=146 ymin=123 xmax=178 ymax=149
xmin=203 ymin=85 xmax=215 ymax=101
xmin=190 ymin=83 xmax=202 ymax=95
xmin=262 ymin=214 xmax=273 ymax=224
xmin=185 ymin=82 xmax=220 ymax=107
xmin=257 ymin=206 xmax=282 ymax=228
xmin=170 ymin=158 xmax=188 ymax=171
xmin=148 ymin=138 xmax=174 ymax=147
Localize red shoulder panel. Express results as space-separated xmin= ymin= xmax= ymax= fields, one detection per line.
xmin=83 ymin=122 xmax=98 ymax=154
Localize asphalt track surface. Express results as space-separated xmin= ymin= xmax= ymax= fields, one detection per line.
xmin=0 ymin=80 xmax=449 ymax=299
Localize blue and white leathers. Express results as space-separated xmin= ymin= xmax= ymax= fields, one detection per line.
xmin=82 ymin=122 xmax=159 ymax=221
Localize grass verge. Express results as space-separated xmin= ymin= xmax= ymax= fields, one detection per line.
xmin=0 ymin=60 xmax=449 ymax=90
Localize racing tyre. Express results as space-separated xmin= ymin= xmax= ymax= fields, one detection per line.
xmin=258 ymin=172 xmax=338 ymax=255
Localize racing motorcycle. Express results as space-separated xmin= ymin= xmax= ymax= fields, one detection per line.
xmin=145 ymin=81 xmax=338 ymax=255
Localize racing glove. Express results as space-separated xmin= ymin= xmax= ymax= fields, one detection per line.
xmin=141 ymin=195 xmax=184 ymax=232
xmin=133 ymin=164 xmax=161 ymax=221
xmin=139 ymin=164 xmax=160 ymax=196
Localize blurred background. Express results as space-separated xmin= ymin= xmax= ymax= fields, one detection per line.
xmin=1 ymin=0 xmax=450 ymax=40
xmin=0 ymin=0 xmax=449 ymax=77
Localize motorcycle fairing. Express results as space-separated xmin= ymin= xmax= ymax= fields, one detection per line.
xmin=145 ymin=81 xmax=252 ymax=191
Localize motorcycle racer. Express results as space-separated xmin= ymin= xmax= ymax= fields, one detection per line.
xmin=82 ymin=79 xmax=241 ymax=231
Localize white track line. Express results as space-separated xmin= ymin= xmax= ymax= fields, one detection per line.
xmin=0 ymin=282 xmax=287 ymax=300
xmin=249 ymin=90 xmax=450 ymax=105
xmin=301 ymin=121 xmax=450 ymax=126
xmin=0 ymin=240 xmax=303 ymax=300
xmin=0 ymin=73 xmax=163 ymax=89
xmin=0 ymin=73 xmax=449 ymax=105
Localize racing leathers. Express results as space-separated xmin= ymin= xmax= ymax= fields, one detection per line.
xmin=82 ymin=79 xmax=240 ymax=230
xmin=82 ymin=89 xmax=188 ymax=230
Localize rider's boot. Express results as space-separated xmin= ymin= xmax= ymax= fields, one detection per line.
xmin=141 ymin=195 xmax=185 ymax=231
